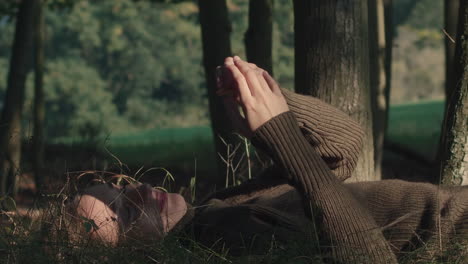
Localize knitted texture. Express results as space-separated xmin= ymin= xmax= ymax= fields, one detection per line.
xmin=282 ymin=88 xmax=364 ymax=181
xmin=249 ymin=110 xmax=468 ymax=262
xmin=192 ymin=93 xmax=468 ymax=263
xmin=252 ymin=111 xmax=397 ymax=263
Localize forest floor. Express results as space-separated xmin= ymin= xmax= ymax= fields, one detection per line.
xmin=0 ymin=100 xmax=451 ymax=263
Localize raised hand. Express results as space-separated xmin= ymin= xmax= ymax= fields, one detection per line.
xmin=218 ymin=56 xmax=289 ymax=137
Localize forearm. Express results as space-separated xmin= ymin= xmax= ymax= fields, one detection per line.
xmin=281 ymin=88 xmax=364 ymax=181
xmin=252 ymin=111 xmax=396 ymax=263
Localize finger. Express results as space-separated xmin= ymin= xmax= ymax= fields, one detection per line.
xmin=225 ymin=56 xmax=234 ymax=65
xmin=263 ymin=71 xmax=281 ymax=95
xmin=216 ymin=65 xmax=236 ymax=96
xmin=246 ymin=62 xmax=272 ymax=96
xmin=233 ymin=57 xmax=264 ymax=97
xmin=223 ymin=97 xmax=252 ymax=138
xmin=225 ymin=62 xmax=253 ymax=102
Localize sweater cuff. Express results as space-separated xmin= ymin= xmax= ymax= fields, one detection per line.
xmin=251 ymin=111 xmax=298 ymax=152
xmin=251 ymin=111 xmax=337 ymax=193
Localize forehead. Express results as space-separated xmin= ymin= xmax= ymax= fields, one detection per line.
xmin=74 ymin=184 xmax=122 ymax=243
xmin=83 ymin=184 xmax=121 ymax=203
xmin=76 ymin=184 xmax=121 ymax=219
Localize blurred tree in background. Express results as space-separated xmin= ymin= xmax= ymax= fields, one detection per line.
xmin=1 ymin=0 xmax=207 ymax=141
xmin=0 ymin=0 xmax=297 ymax=142
xmin=245 ymin=0 xmax=273 ymax=74
xmin=0 ymin=0 xmax=453 ymax=192
xmin=293 ymin=0 xmax=376 ymax=182
xmin=369 ymin=0 xmax=390 ymax=179
xmin=0 ymin=0 xmax=37 ymax=196
xmin=33 ymin=0 xmax=46 ymax=191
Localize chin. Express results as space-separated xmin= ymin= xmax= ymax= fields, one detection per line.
xmin=164 ymin=193 xmax=188 ymax=231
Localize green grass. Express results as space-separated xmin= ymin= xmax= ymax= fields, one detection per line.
xmin=46 ymin=100 xmax=445 ymax=171
xmin=102 ymin=100 xmax=445 ymax=167
xmin=387 ymin=100 xmax=444 ymax=161
xmin=106 ymin=126 xmax=215 ymax=169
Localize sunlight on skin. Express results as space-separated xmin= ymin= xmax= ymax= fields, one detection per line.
xmin=75 ymin=183 xmax=187 ymax=244
xmin=76 ymin=193 xmax=120 ymax=244
xmin=74 ymin=55 xmax=281 ymax=244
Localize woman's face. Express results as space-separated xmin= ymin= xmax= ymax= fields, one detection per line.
xmin=74 ymin=183 xmax=187 ymax=244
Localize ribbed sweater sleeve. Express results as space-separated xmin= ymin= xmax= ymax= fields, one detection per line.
xmin=251 ymin=112 xmax=397 ymax=263
xmin=282 ymin=89 xmax=364 ymax=181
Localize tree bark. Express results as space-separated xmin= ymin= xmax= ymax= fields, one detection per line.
xmin=383 ymin=0 xmax=393 ymax=124
xmin=440 ymin=0 xmax=468 ymax=185
xmin=33 ymin=0 xmax=45 ymax=193
xmin=198 ymin=0 xmax=240 ymax=189
xmin=445 ymin=0 xmax=461 ymax=101
xmin=293 ymin=0 xmax=376 ymax=182
xmin=245 ymin=0 xmax=274 ymax=75
xmin=0 ymin=0 xmax=36 ymax=196
xmin=369 ymin=0 xmax=387 ymax=179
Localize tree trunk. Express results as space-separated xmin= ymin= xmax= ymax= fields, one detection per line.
xmin=445 ymin=0 xmax=461 ymax=101
xmin=293 ymin=0 xmax=376 ymax=182
xmin=383 ymin=0 xmax=393 ymax=127
xmin=198 ymin=0 xmax=240 ymax=189
xmin=245 ymin=0 xmax=274 ymax=75
xmin=0 ymin=0 xmax=36 ymax=196
xmin=439 ymin=0 xmax=468 ymax=185
xmin=369 ymin=0 xmax=387 ymax=179
xmin=33 ymin=0 xmax=45 ymax=193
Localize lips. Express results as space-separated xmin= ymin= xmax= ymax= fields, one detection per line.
xmin=154 ymin=191 xmax=167 ymax=212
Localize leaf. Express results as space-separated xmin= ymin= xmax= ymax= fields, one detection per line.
xmin=80 ymin=216 xmax=99 ymax=233
xmin=83 ymin=221 xmax=92 ymax=233
xmin=0 ymin=196 xmax=16 ymax=211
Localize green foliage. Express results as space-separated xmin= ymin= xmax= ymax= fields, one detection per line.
xmin=272 ymin=0 xmax=294 ymax=89
xmin=40 ymin=58 xmax=123 ymax=140
xmin=0 ymin=0 xmax=209 ymax=140
xmin=393 ymin=0 xmax=442 ymax=29
xmin=228 ymin=0 xmax=294 ymax=89
xmin=0 ymin=195 xmax=16 ymax=211
xmin=45 ymin=0 xmax=205 ymax=116
xmin=405 ymin=0 xmax=443 ymax=30
xmin=0 ymin=0 xmax=444 ymax=149
xmin=0 ymin=57 xmax=8 ymax=100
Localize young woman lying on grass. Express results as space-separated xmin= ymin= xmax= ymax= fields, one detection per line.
xmin=57 ymin=56 xmax=468 ymax=263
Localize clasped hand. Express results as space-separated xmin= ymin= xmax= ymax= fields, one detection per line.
xmin=216 ymin=56 xmax=289 ymax=138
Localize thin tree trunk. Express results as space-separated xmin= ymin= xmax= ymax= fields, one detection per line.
xmin=440 ymin=0 xmax=468 ymax=185
xmin=33 ymin=0 xmax=45 ymax=193
xmin=445 ymin=0 xmax=461 ymax=101
xmin=198 ymin=0 xmax=239 ymax=189
xmin=0 ymin=0 xmax=36 ymax=196
xmin=245 ymin=0 xmax=273 ymax=75
xmin=369 ymin=0 xmax=387 ymax=179
xmin=293 ymin=0 xmax=376 ymax=182
xmin=383 ymin=0 xmax=393 ymax=130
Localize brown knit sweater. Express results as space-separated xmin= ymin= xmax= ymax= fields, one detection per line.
xmin=191 ymin=92 xmax=468 ymax=263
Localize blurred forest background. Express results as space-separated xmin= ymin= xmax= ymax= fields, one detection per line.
xmin=0 ymin=0 xmax=458 ymax=197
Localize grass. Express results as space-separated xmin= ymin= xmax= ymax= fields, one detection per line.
xmin=47 ymin=100 xmax=446 ymax=170
xmin=107 ymin=126 xmax=215 ymax=169
xmin=1 ymin=100 xmax=453 ymax=263
xmin=0 ymin=173 xmax=322 ymax=264
xmin=386 ymin=100 xmax=445 ymax=161
xmin=1 ymin=201 xmax=465 ymax=264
